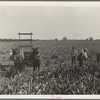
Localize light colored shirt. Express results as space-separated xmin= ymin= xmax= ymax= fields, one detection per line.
xmin=84 ymin=52 xmax=88 ymax=59
xmin=71 ymin=50 xmax=78 ymax=57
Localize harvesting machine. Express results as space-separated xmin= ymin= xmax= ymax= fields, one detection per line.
xmin=0 ymin=32 xmax=40 ymax=72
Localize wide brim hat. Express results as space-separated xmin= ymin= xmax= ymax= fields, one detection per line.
xmin=84 ymin=48 xmax=88 ymax=52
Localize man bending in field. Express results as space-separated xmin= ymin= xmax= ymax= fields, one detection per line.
xmin=71 ymin=47 xmax=78 ymax=66
xmin=77 ymin=48 xmax=88 ymax=66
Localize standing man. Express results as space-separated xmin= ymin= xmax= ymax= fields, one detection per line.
xmin=83 ymin=48 xmax=88 ymax=65
xmin=83 ymin=48 xmax=88 ymax=60
xmin=71 ymin=47 xmax=78 ymax=66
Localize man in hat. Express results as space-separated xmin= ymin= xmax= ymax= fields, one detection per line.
xmin=71 ymin=47 xmax=78 ymax=66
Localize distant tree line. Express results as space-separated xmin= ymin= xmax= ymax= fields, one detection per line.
xmin=54 ymin=37 xmax=95 ymax=41
xmin=86 ymin=37 xmax=94 ymax=41
xmin=0 ymin=37 xmax=97 ymax=42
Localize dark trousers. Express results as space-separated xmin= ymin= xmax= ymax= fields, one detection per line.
xmin=71 ymin=56 xmax=77 ymax=66
xmin=79 ymin=60 xmax=84 ymax=66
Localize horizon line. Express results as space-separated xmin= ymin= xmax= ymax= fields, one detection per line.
xmin=0 ymin=38 xmax=99 ymax=41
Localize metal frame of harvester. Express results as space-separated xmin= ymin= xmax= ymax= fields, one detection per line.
xmin=0 ymin=32 xmax=34 ymax=67
xmin=15 ymin=32 xmax=34 ymax=66
xmin=18 ymin=32 xmax=33 ymax=47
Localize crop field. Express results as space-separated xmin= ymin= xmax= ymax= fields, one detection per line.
xmin=0 ymin=40 xmax=100 ymax=95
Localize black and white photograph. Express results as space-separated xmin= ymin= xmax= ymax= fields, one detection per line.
xmin=0 ymin=1 xmax=100 ymax=96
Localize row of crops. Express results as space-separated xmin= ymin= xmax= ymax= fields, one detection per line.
xmin=0 ymin=40 xmax=100 ymax=94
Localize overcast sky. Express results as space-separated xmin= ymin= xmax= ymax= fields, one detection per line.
xmin=0 ymin=2 xmax=100 ymax=40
